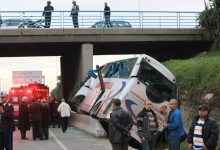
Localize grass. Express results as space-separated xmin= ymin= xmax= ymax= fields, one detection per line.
xmin=163 ymin=50 xmax=220 ymax=93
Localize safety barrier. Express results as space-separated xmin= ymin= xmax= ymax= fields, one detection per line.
xmin=0 ymin=10 xmax=200 ymax=29
xmin=69 ymin=112 xmax=107 ymax=137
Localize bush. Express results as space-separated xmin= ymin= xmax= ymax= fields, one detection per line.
xmin=163 ymin=51 xmax=220 ymax=93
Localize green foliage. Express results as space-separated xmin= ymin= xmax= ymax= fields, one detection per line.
xmin=50 ymin=75 xmax=63 ymax=99
xmin=198 ymin=0 xmax=220 ymax=48
xmin=163 ymin=51 xmax=220 ymax=93
xmin=199 ymin=3 xmax=217 ymax=30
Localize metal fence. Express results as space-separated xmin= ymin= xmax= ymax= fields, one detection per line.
xmin=0 ymin=10 xmax=201 ymax=29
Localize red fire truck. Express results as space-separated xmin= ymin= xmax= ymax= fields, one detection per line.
xmin=8 ymin=83 xmax=49 ymax=118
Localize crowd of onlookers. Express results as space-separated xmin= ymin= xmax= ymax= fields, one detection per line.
xmin=108 ymin=98 xmax=219 ymax=150
xmin=0 ymin=93 xmax=219 ymax=150
xmin=0 ymin=95 xmax=72 ymax=150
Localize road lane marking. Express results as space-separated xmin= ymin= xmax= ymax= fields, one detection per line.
xmin=49 ymin=129 xmax=69 ymax=150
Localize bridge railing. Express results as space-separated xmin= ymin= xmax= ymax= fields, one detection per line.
xmin=0 ymin=11 xmax=200 ymax=29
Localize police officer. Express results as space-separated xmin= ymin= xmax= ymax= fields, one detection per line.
xmin=29 ymin=98 xmax=43 ymax=140
xmin=42 ymin=1 xmax=54 ymax=28
xmin=0 ymin=95 xmax=15 ymax=150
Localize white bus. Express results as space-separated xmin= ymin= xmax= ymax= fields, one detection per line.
xmin=71 ymin=54 xmax=177 ymax=149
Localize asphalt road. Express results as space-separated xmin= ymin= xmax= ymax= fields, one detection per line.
xmin=13 ymin=127 xmax=136 ymax=150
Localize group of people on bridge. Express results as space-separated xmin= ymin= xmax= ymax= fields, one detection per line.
xmin=42 ymin=1 xmax=111 ymax=28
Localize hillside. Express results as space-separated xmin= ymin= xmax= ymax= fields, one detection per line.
xmin=163 ymin=51 xmax=220 ymax=93
xmin=163 ymin=51 xmax=220 ymax=149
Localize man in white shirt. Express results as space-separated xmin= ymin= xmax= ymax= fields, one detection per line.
xmin=57 ymin=99 xmax=72 ymax=133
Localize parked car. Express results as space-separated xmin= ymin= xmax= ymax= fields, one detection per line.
xmin=91 ymin=20 xmax=132 ymax=28
xmin=0 ymin=19 xmax=23 ymax=29
xmin=0 ymin=19 xmax=45 ymax=29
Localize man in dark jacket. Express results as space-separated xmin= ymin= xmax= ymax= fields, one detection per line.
xmin=108 ymin=99 xmax=133 ymax=150
xmin=137 ymin=100 xmax=159 ymax=150
xmin=104 ymin=2 xmax=111 ymax=28
xmin=29 ymin=98 xmax=43 ymax=140
xmin=52 ymin=99 xmax=61 ymax=128
xmin=41 ymin=100 xmax=50 ymax=140
xmin=187 ymin=103 xmax=219 ymax=150
xmin=18 ymin=97 xmax=30 ymax=140
xmin=42 ymin=1 xmax=54 ymax=28
xmin=0 ymin=95 xmax=15 ymax=150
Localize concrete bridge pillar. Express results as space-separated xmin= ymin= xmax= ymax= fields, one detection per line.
xmin=60 ymin=43 xmax=93 ymax=100
xmin=79 ymin=43 xmax=93 ymax=81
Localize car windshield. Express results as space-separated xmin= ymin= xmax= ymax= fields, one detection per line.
xmin=117 ymin=22 xmax=130 ymax=27
xmin=101 ymin=57 xmax=137 ymax=79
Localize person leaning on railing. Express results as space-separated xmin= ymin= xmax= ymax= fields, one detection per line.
xmin=42 ymin=1 xmax=54 ymax=28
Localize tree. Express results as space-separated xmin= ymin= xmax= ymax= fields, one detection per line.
xmin=199 ymin=0 xmax=220 ymax=48
xmin=50 ymin=75 xmax=63 ymax=99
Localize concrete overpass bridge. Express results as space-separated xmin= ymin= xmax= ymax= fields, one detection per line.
xmin=0 ymin=28 xmax=212 ymax=99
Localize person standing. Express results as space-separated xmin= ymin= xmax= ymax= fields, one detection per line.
xmin=41 ymin=100 xmax=50 ymax=140
xmin=0 ymin=15 xmax=2 ymax=28
xmin=108 ymin=99 xmax=133 ymax=150
xmin=18 ymin=97 xmax=30 ymax=140
xmin=157 ymin=104 xmax=168 ymax=145
xmin=0 ymin=95 xmax=15 ymax=150
xmin=164 ymin=99 xmax=185 ymax=150
xmin=104 ymin=2 xmax=111 ymax=28
xmin=42 ymin=1 xmax=54 ymax=28
xmin=70 ymin=0 xmax=79 ymax=28
xmin=49 ymin=97 xmax=55 ymax=127
xmin=187 ymin=103 xmax=219 ymax=150
xmin=137 ymin=100 xmax=159 ymax=150
xmin=57 ymin=99 xmax=71 ymax=133
xmin=29 ymin=98 xmax=43 ymax=140
xmin=52 ymin=99 xmax=61 ymax=128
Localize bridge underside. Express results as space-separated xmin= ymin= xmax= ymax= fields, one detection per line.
xmin=0 ymin=28 xmax=213 ymax=100
xmin=0 ymin=40 xmax=212 ymax=60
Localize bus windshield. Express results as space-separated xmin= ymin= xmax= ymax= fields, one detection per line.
xmin=101 ymin=57 xmax=137 ymax=79
xmin=138 ymin=59 xmax=176 ymax=103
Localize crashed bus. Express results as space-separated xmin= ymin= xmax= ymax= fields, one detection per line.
xmin=71 ymin=54 xmax=177 ymax=149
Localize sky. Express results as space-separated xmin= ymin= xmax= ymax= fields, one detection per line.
xmin=0 ymin=0 xmax=206 ymax=93
xmin=0 ymin=0 xmax=205 ymax=11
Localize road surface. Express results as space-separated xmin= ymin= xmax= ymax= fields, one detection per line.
xmin=14 ymin=127 xmax=136 ymax=150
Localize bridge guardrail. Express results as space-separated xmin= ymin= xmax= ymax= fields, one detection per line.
xmin=0 ymin=11 xmax=200 ymax=29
